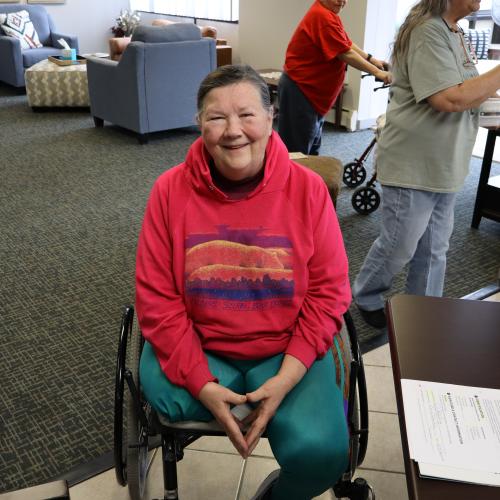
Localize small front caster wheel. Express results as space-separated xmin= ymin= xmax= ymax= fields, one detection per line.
xmin=343 ymin=161 xmax=367 ymax=188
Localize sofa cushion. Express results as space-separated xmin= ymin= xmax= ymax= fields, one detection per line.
xmin=131 ymin=23 xmax=201 ymax=44
xmin=23 ymin=46 xmax=62 ymax=67
xmin=0 ymin=10 xmax=43 ymax=50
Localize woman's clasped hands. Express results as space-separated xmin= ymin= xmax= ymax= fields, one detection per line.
xmin=198 ymin=355 xmax=307 ymax=458
xmin=198 ymin=377 xmax=291 ymax=458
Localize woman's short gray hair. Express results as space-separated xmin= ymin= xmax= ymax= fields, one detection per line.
xmin=197 ymin=65 xmax=272 ymax=114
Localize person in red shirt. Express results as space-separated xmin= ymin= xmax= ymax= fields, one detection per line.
xmin=279 ymin=0 xmax=391 ymax=155
xmin=136 ymin=65 xmax=352 ymax=499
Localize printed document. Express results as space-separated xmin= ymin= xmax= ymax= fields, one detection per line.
xmin=401 ymin=379 xmax=500 ymax=485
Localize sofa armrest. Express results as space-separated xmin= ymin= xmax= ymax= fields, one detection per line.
xmin=50 ymin=32 xmax=79 ymax=53
xmin=0 ymin=36 xmax=23 ymax=86
xmin=87 ymin=44 xmax=147 ymax=133
xmin=0 ymin=35 xmax=21 ymax=60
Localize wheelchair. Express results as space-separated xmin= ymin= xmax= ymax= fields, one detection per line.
xmin=114 ymin=306 xmax=374 ymax=500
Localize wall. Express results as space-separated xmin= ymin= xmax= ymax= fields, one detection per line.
xmin=239 ymin=0 xmax=307 ymax=69
xmin=13 ymin=0 xmax=129 ymax=54
xmin=346 ymin=0 xmax=397 ymax=129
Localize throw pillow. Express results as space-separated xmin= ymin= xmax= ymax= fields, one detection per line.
xmin=0 ymin=10 xmax=43 ymax=50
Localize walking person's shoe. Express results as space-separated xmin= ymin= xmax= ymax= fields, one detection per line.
xmin=357 ymin=305 xmax=387 ymax=328
xmin=250 ymin=469 xmax=280 ymax=500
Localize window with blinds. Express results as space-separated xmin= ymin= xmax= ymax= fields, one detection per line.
xmin=130 ymin=0 xmax=239 ymax=22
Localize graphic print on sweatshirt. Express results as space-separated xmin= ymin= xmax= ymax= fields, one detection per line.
xmin=185 ymin=225 xmax=294 ymax=310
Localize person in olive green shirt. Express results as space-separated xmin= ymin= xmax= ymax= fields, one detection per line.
xmin=353 ymin=0 xmax=500 ymax=328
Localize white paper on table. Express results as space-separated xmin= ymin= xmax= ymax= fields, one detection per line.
xmin=401 ymin=379 xmax=500 ymax=474
xmin=418 ymin=462 xmax=500 ymax=487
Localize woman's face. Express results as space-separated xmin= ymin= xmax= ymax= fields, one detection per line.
xmin=449 ymin=0 xmax=481 ymax=17
xmin=321 ymin=0 xmax=348 ymax=14
xmin=199 ymin=82 xmax=273 ymax=181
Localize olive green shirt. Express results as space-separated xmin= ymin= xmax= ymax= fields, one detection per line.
xmin=377 ymin=16 xmax=479 ymax=193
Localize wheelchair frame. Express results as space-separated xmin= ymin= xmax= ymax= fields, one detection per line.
xmin=114 ymin=306 xmax=373 ymax=500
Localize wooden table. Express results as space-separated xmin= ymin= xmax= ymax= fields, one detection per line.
xmin=386 ymin=295 xmax=500 ymax=500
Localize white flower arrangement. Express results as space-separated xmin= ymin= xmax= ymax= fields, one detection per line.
xmin=111 ymin=9 xmax=141 ymax=37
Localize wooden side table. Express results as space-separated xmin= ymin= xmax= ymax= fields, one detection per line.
xmin=216 ymin=44 xmax=232 ymax=67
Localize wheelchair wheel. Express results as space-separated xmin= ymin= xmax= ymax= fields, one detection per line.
xmin=352 ymin=186 xmax=380 ymax=215
xmin=126 ymin=314 xmax=151 ymax=500
xmin=332 ymin=313 xmax=372 ymax=499
xmin=343 ymin=161 xmax=367 ymax=188
xmin=114 ymin=306 xmax=133 ymax=487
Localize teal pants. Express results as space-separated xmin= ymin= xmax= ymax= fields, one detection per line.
xmin=140 ymin=342 xmax=349 ymax=500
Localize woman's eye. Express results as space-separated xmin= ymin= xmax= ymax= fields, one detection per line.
xmin=241 ymin=113 xmax=254 ymax=118
xmin=208 ymin=116 xmax=224 ymax=121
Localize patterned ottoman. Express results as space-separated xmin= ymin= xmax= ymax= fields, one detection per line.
xmin=25 ymin=59 xmax=89 ymax=108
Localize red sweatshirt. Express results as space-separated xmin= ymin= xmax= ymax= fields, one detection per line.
xmin=135 ymin=132 xmax=351 ymax=398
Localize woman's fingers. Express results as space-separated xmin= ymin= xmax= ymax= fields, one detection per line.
xmin=245 ymin=415 xmax=269 ymax=454
xmin=225 ymin=420 xmax=249 ymax=458
xmin=246 ymin=387 xmax=265 ymax=403
xmin=224 ymin=388 xmax=248 ymax=406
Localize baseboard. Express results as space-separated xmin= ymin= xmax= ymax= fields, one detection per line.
xmin=50 ymin=452 xmax=114 ymax=488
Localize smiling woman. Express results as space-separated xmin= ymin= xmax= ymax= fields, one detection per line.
xmin=134 ymin=64 xmax=353 ymax=500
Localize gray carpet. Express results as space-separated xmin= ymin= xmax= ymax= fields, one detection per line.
xmin=0 ymin=82 xmax=499 ymax=493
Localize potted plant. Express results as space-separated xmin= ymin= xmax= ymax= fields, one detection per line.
xmin=111 ymin=9 xmax=141 ymax=38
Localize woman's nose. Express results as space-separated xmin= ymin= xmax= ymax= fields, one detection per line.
xmin=224 ymin=116 xmax=242 ymax=137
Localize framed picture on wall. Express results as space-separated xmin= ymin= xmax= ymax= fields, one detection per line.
xmin=0 ymin=0 xmax=20 ymax=3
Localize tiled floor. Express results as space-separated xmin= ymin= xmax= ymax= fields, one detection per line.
xmin=69 ymin=343 xmax=409 ymax=500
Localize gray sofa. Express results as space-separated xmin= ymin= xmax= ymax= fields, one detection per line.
xmin=86 ymin=24 xmax=217 ymax=143
xmin=0 ymin=3 xmax=78 ymax=87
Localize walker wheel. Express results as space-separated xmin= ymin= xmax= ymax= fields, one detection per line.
xmin=343 ymin=162 xmax=367 ymax=188
xmin=352 ymin=186 xmax=380 ymax=215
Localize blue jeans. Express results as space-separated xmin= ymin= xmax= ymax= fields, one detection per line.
xmin=353 ymin=186 xmax=457 ymax=311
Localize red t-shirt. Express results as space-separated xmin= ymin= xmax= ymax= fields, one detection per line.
xmin=284 ymin=1 xmax=352 ymax=116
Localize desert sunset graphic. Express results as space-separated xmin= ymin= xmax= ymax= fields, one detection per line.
xmin=185 ymin=227 xmax=294 ymax=302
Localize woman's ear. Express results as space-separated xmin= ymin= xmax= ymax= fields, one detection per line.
xmin=267 ymin=107 xmax=273 ymax=136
